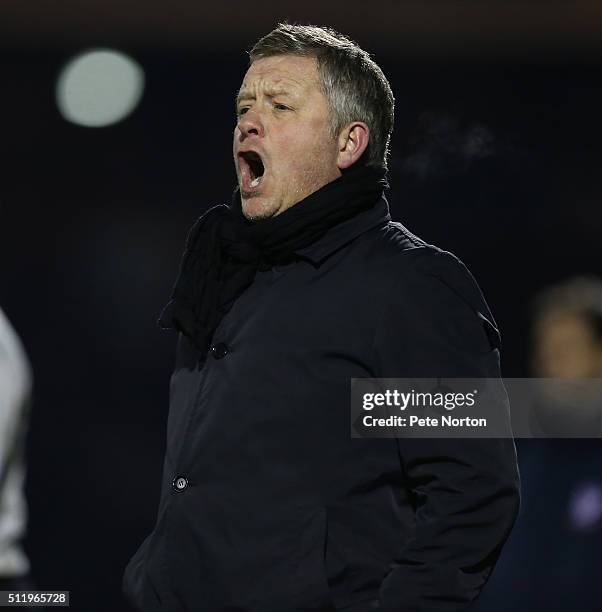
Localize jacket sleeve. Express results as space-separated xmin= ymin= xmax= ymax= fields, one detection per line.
xmin=372 ymin=248 xmax=521 ymax=612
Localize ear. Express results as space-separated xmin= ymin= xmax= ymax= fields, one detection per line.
xmin=336 ymin=122 xmax=370 ymax=170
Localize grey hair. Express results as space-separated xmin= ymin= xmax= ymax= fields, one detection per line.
xmin=248 ymin=23 xmax=395 ymax=171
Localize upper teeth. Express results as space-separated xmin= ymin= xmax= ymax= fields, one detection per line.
xmin=251 ymin=177 xmax=261 ymax=187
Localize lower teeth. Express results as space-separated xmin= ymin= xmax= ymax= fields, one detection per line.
xmin=250 ymin=176 xmax=261 ymax=188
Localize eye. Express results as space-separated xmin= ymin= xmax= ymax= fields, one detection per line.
xmin=237 ymin=107 xmax=249 ymax=117
xmin=274 ymin=103 xmax=290 ymax=111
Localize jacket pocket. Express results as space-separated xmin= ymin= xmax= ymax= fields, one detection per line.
xmin=253 ymin=505 xmax=335 ymax=612
xmin=322 ymin=502 xmax=392 ymax=610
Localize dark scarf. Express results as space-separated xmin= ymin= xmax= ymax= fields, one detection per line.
xmin=158 ymin=163 xmax=389 ymax=354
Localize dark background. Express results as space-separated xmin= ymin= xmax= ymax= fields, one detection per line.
xmin=1 ymin=2 xmax=601 ymax=610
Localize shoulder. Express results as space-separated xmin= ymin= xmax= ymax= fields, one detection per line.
xmin=367 ymin=219 xmax=463 ymax=275
xmin=371 ymin=222 xmax=487 ymax=312
xmin=367 ymin=221 xmax=501 ymax=351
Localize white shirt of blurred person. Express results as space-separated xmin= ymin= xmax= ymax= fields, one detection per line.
xmin=0 ymin=308 xmax=31 ymax=581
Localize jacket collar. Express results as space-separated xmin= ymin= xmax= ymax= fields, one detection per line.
xmin=293 ymin=195 xmax=392 ymax=266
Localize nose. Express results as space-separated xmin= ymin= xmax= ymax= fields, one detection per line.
xmin=236 ymin=109 xmax=264 ymax=140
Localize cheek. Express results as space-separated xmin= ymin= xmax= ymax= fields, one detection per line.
xmin=277 ymin=119 xmax=333 ymax=156
xmin=266 ymin=120 xmax=336 ymax=192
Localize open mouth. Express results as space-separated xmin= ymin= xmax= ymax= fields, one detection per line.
xmin=238 ymin=151 xmax=265 ymax=190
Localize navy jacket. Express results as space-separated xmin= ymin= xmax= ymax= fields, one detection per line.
xmin=123 ymin=195 xmax=520 ymax=612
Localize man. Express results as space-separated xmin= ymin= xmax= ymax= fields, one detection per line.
xmin=531 ymin=276 xmax=602 ymax=380
xmin=124 ymin=24 xmax=520 ymax=612
xmin=529 ymin=275 xmax=602 ymax=436
xmin=472 ymin=276 xmax=602 ymax=612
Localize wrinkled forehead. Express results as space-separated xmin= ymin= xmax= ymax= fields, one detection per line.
xmin=236 ymin=55 xmax=320 ymax=101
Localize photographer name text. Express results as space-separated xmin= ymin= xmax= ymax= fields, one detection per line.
xmin=362 ymin=415 xmax=487 ymax=428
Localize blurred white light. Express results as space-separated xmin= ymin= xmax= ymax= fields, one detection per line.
xmin=569 ymin=482 xmax=602 ymax=530
xmin=56 ymin=49 xmax=145 ymax=127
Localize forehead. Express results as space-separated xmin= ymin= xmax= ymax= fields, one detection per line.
xmin=238 ymin=55 xmax=320 ymax=97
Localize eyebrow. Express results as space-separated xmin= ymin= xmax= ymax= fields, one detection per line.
xmin=235 ymin=85 xmax=299 ymax=109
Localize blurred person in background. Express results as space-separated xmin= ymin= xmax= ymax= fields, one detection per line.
xmin=124 ymin=23 xmax=519 ymax=612
xmin=530 ymin=276 xmax=602 ymax=436
xmin=471 ymin=275 xmax=602 ymax=612
xmin=531 ymin=275 xmax=602 ymax=379
xmin=0 ymin=307 xmax=33 ymax=592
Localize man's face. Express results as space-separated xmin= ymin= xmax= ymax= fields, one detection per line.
xmin=532 ymin=311 xmax=602 ymax=378
xmin=233 ymin=55 xmax=342 ymax=222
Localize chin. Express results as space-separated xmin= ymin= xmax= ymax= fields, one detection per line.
xmin=241 ymin=195 xmax=278 ymax=222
